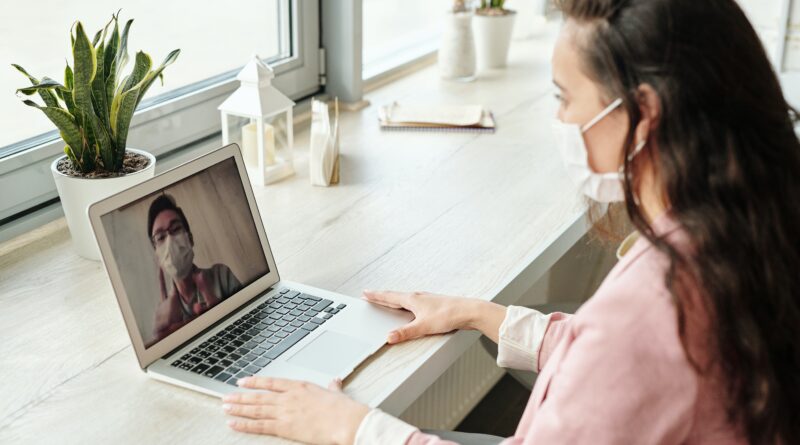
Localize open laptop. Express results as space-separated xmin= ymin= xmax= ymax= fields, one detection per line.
xmin=88 ymin=143 xmax=412 ymax=396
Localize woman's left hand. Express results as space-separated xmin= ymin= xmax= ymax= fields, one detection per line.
xmin=223 ymin=376 xmax=370 ymax=445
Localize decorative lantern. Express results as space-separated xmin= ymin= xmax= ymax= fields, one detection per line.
xmin=219 ymin=54 xmax=295 ymax=185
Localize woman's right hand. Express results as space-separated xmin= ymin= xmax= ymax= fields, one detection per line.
xmin=363 ymin=290 xmax=505 ymax=344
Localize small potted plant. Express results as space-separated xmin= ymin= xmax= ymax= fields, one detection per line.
xmin=13 ymin=12 xmax=179 ymax=260
xmin=439 ymin=0 xmax=477 ymax=81
xmin=473 ymin=0 xmax=517 ymax=70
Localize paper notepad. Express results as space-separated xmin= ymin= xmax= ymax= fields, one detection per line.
xmin=378 ymin=103 xmax=496 ymax=133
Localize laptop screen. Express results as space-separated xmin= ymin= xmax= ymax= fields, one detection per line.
xmin=99 ymin=157 xmax=269 ymax=348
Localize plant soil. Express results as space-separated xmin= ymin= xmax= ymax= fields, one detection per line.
xmin=476 ymin=8 xmax=516 ymax=16
xmin=57 ymin=151 xmax=151 ymax=179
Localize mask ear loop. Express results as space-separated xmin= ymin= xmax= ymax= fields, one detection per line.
xmin=581 ymin=98 xmax=624 ymax=132
xmin=629 ymin=139 xmax=646 ymax=161
xmin=621 ymin=139 xmax=647 ymax=206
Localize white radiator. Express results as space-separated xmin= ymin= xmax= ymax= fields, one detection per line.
xmin=398 ymin=339 xmax=505 ymax=431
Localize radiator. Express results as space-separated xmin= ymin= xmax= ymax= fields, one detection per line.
xmin=398 ymin=339 xmax=505 ymax=431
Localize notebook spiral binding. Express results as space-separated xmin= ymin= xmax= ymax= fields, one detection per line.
xmin=379 ymin=125 xmax=496 ymax=134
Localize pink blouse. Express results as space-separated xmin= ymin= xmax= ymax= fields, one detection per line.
xmin=354 ymin=214 xmax=746 ymax=444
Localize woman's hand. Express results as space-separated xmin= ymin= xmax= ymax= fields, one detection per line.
xmin=362 ymin=290 xmax=507 ymax=344
xmin=224 ymin=377 xmax=369 ymax=445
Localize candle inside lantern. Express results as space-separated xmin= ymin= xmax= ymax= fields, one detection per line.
xmin=241 ymin=121 xmax=276 ymax=166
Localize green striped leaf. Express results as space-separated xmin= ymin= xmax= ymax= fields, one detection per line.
xmin=111 ymin=87 xmax=140 ymax=168
xmin=104 ymin=16 xmax=120 ymax=104
xmin=39 ymin=77 xmax=63 ymax=109
xmin=12 ymin=64 xmax=60 ymax=109
xmin=62 ymin=88 xmax=76 ymax=115
xmin=122 ymin=51 xmax=152 ymax=93
xmin=11 ymin=63 xmax=35 ymax=79
xmin=64 ymin=145 xmax=79 ymax=166
xmin=16 ymin=78 xmax=64 ymax=96
xmin=71 ymin=22 xmax=96 ymax=116
xmin=117 ymin=19 xmax=134 ymax=73
xmin=92 ymin=40 xmax=109 ymax=128
xmin=135 ymin=49 xmax=180 ymax=109
xmin=62 ymin=64 xmax=76 ymax=114
xmin=64 ymin=64 xmax=73 ymax=90
xmin=92 ymin=29 xmax=102 ymax=46
xmin=63 ymin=91 xmax=78 ymax=116
xmin=22 ymin=99 xmax=88 ymax=170
xmin=83 ymin=109 xmax=114 ymax=169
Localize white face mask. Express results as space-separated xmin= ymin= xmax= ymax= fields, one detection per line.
xmin=552 ymin=98 xmax=645 ymax=203
xmin=155 ymin=231 xmax=195 ymax=279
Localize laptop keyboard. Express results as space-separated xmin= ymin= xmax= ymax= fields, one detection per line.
xmin=168 ymin=288 xmax=346 ymax=386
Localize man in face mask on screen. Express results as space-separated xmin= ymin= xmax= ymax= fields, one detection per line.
xmin=147 ymin=194 xmax=242 ymax=343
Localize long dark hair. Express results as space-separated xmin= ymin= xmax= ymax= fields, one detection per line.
xmin=556 ymin=0 xmax=800 ymax=443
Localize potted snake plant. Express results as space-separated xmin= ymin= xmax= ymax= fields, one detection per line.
xmin=13 ymin=13 xmax=179 ymax=260
xmin=473 ymin=0 xmax=517 ymax=70
xmin=439 ymin=0 xmax=477 ymax=81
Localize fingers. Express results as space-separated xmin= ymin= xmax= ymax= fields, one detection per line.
xmin=223 ymin=389 xmax=280 ymax=405
xmin=227 ymin=418 xmax=280 ymax=435
xmin=362 ymin=290 xmax=409 ymax=309
xmin=362 ymin=296 xmax=403 ymax=309
xmin=328 ymin=377 xmax=343 ymax=392
xmin=223 ymin=402 xmax=277 ymax=419
xmin=237 ymin=376 xmax=312 ymax=393
xmin=388 ymin=320 xmax=425 ymax=344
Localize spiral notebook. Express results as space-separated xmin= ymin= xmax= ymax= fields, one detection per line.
xmin=378 ymin=102 xmax=496 ymax=133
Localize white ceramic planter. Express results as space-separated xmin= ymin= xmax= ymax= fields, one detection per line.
xmin=439 ymin=11 xmax=477 ymax=81
xmin=473 ymin=11 xmax=517 ymax=70
xmin=51 ymin=148 xmax=156 ymax=260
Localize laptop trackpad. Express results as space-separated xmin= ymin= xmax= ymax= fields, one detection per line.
xmin=288 ymin=331 xmax=371 ymax=376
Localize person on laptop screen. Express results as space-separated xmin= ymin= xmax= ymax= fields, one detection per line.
xmin=148 ymin=194 xmax=242 ymax=341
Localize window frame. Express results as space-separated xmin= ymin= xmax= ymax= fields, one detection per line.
xmin=0 ymin=0 xmax=320 ymax=238
xmin=360 ymin=0 xmax=440 ymax=83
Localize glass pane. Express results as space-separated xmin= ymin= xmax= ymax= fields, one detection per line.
xmin=735 ymin=0 xmax=785 ymax=67
xmin=1 ymin=0 xmax=289 ymax=152
xmin=362 ymin=0 xmax=444 ymax=74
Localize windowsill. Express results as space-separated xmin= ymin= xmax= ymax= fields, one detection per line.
xmin=0 ymin=95 xmax=321 ymax=244
xmin=0 ymin=35 xmax=438 ymax=244
xmin=363 ymin=42 xmax=439 ymax=90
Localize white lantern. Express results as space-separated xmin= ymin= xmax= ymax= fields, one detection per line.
xmin=219 ymin=54 xmax=295 ymax=185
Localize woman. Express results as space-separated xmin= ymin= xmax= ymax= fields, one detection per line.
xmin=220 ymin=0 xmax=800 ymax=443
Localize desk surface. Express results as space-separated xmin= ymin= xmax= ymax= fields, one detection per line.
xmin=0 ymin=27 xmax=586 ymax=444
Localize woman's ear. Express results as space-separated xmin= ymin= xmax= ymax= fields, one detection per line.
xmin=634 ymin=83 xmax=661 ymax=145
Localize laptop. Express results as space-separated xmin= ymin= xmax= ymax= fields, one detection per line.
xmin=88 ymin=143 xmax=412 ymax=396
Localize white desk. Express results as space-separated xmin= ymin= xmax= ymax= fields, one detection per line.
xmin=0 ymin=28 xmax=587 ymax=444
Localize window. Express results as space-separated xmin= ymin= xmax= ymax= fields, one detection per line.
xmin=736 ymin=0 xmax=800 ymax=107
xmin=362 ymin=0 xmax=442 ymax=79
xmin=0 ymin=0 xmax=320 ymax=236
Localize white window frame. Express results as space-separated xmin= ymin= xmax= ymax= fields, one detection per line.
xmin=0 ymin=0 xmax=320 ymax=240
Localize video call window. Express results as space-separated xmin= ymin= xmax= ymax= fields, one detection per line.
xmin=100 ymin=158 xmax=269 ymax=348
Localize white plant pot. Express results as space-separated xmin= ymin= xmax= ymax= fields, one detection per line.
xmin=473 ymin=11 xmax=517 ymax=70
xmin=51 ymin=148 xmax=156 ymax=261
xmin=439 ymin=11 xmax=477 ymax=81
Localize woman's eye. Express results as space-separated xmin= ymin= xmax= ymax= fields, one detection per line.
xmin=554 ymin=92 xmax=566 ymax=104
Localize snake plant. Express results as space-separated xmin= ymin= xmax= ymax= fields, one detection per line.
xmin=13 ymin=13 xmax=180 ymax=174
xmin=479 ymin=0 xmax=507 ymax=10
